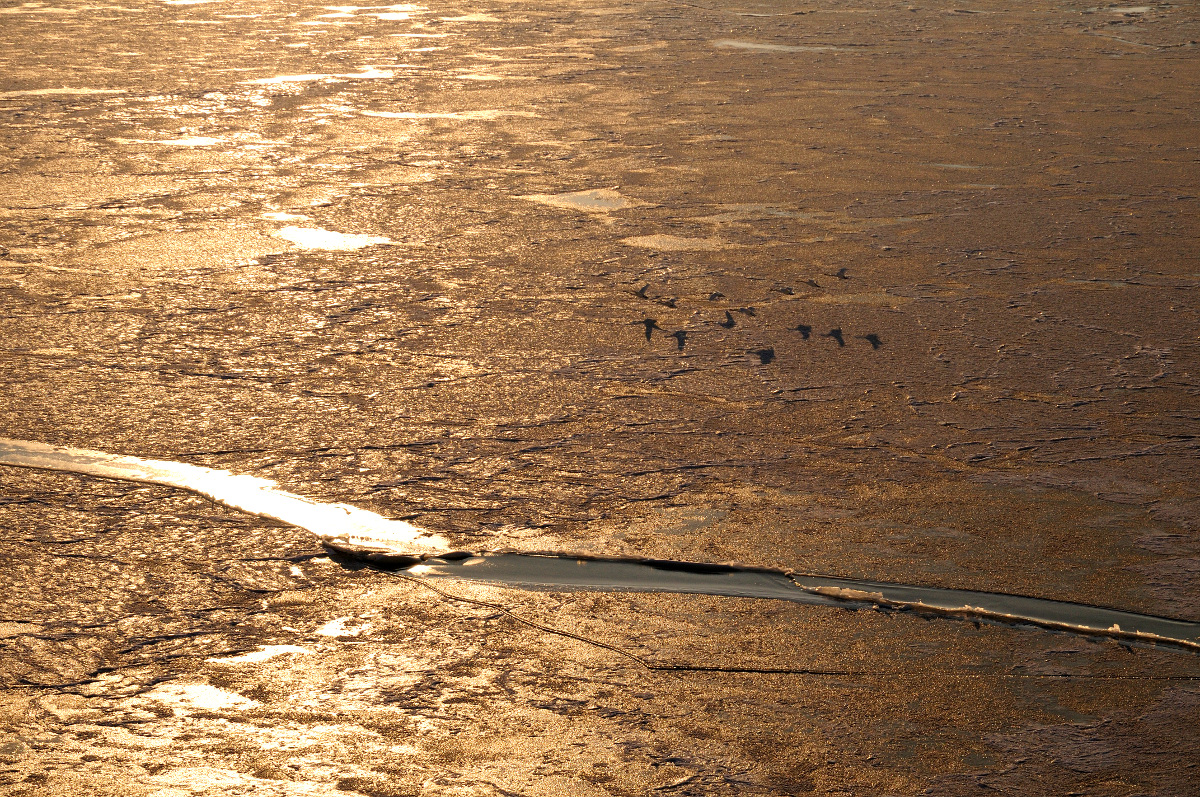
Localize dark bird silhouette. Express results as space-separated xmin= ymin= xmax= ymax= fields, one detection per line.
xmin=823 ymin=328 xmax=845 ymax=346
xmin=656 ymin=296 xmax=677 ymax=308
xmin=773 ymin=286 xmax=795 ymax=295
xmin=794 ymin=324 xmax=812 ymax=340
xmin=751 ymin=347 xmax=775 ymax=364
xmin=708 ymin=291 xmax=725 ymax=301
xmin=803 ymin=278 xmax=820 ymax=288
xmin=670 ymin=330 xmax=687 ymax=350
xmin=642 ymin=318 xmax=660 ymax=340
xmin=734 ymin=307 xmax=757 ymax=317
xmin=826 ymin=268 xmax=849 ymax=280
xmin=635 ymin=284 xmax=650 ymax=298
xmin=863 ymin=333 xmax=882 ymax=349
xmin=719 ymin=310 xmax=736 ymax=329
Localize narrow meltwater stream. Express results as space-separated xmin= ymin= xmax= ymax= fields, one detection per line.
xmin=3 ymin=438 xmax=1199 ymax=653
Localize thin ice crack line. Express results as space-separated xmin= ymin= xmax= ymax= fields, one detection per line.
xmin=3 ymin=438 xmax=1199 ymax=653
xmin=381 ymin=570 xmax=659 ymax=671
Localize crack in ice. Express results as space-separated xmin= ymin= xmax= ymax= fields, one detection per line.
xmin=2 ymin=438 xmax=1198 ymax=653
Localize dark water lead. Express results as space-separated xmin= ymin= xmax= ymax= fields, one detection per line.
xmin=3 ymin=438 xmax=1198 ymax=654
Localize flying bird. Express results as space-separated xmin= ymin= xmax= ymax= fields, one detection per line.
xmin=642 ymin=318 xmax=660 ymax=340
xmin=823 ymin=328 xmax=845 ymax=346
xmin=803 ymin=278 xmax=821 ymax=288
xmin=734 ymin=307 xmax=757 ymax=317
xmin=751 ymin=347 xmax=775 ymax=364
xmin=719 ymin=310 xmax=736 ymax=329
xmin=708 ymin=291 xmax=725 ymax=301
xmin=635 ymin=284 xmax=650 ymax=298
xmin=671 ymin=330 xmax=688 ymax=350
xmin=826 ymin=268 xmax=849 ymax=280
xmin=863 ymin=333 xmax=882 ymax=349
xmin=794 ymin=324 xmax=812 ymax=339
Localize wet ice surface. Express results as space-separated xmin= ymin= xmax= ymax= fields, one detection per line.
xmin=2 ymin=0 xmax=1200 ymax=792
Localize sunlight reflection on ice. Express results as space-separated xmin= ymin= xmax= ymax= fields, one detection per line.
xmin=157 ymin=136 xmax=224 ymax=146
xmin=520 ymin=188 xmax=645 ymax=213
xmin=0 ymin=87 xmax=124 ymax=97
xmin=441 ymin=12 xmax=500 ymax=21
xmin=361 ymin=109 xmax=534 ymax=119
xmin=0 ymin=5 xmax=77 ymax=13
xmin=262 ymin=211 xmax=312 ymax=222
xmin=209 ymin=645 xmax=313 ymax=664
xmin=316 ymin=617 xmax=372 ymax=637
xmin=621 ymin=234 xmax=724 ymax=251
xmin=148 ymin=682 xmax=257 ymax=712
xmin=274 ymin=226 xmax=394 ymax=250
xmin=246 ymin=68 xmax=394 ymax=84
xmin=714 ymin=39 xmax=845 ymax=53
xmin=0 ymin=439 xmax=450 ymax=556
xmin=322 ymin=3 xmax=424 ymax=9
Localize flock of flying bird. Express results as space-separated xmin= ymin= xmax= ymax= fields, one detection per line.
xmin=633 ymin=268 xmax=882 ymax=364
